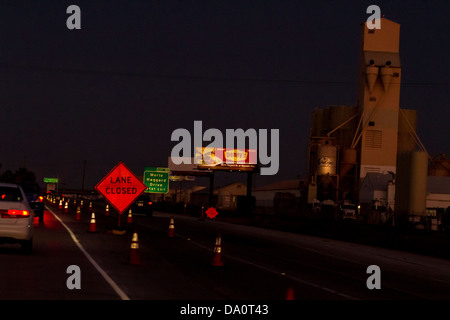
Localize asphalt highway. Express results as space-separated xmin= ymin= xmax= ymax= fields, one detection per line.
xmin=1 ymin=200 xmax=450 ymax=301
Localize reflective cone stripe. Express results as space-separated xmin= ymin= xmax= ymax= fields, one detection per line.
xmin=76 ymin=206 xmax=81 ymax=221
xmin=211 ymin=233 xmax=224 ymax=267
xmin=127 ymin=209 xmax=133 ymax=224
xmin=215 ymin=234 xmax=222 ymax=252
xmin=168 ymin=217 xmax=175 ymax=237
xmin=128 ymin=232 xmax=141 ymax=265
xmin=131 ymin=232 xmax=139 ymax=249
xmin=88 ymin=212 xmax=97 ymax=232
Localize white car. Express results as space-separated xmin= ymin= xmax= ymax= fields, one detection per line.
xmin=0 ymin=183 xmax=34 ymax=253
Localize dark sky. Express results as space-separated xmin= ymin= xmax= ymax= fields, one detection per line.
xmin=0 ymin=0 xmax=449 ymax=190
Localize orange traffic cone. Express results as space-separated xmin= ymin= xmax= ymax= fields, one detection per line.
xmin=211 ymin=233 xmax=224 ymax=267
xmin=89 ymin=201 xmax=93 ymax=212
xmin=199 ymin=205 xmax=205 ymax=220
xmin=127 ymin=231 xmax=141 ymax=265
xmin=80 ymin=200 xmax=84 ymax=208
xmin=168 ymin=216 xmax=175 ymax=237
xmin=105 ymin=204 xmax=110 ymax=216
xmin=88 ymin=212 xmax=97 ymax=232
xmin=75 ymin=206 xmax=81 ymax=221
xmin=58 ymin=200 xmax=63 ymax=209
xmin=286 ymin=288 xmax=295 ymax=300
xmin=64 ymin=202 xmax=69 ymax=213
xmin=127 ymin=209 xmax=133 ymax=224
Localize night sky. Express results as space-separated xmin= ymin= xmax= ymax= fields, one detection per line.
xmin=0 ymin=0 xmax=449 ymax=190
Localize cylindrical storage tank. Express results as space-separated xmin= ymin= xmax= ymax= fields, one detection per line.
xmin=322 ymin=107 xmax=332 ymax=135
xmin=397 ymin=109 xmax=417 ymax=152
xmin=395 ymin=151 xmax=411 ymax=214
xmin=329 ymin=106 xmax=358 ymax=143
xmin=395 ymin=152 xmax=409 ymax=225
xmin=328 ymin=106 xmax=357 ymax=129
xmin=428 ymin=154 xmax=450 ymax=177
xmin=329 ymin=106 xmax=343 ymax=131
xmin=408 ymin=151 xmax=428 ymax=215
xmin=317 ymin=144 xmax=337 ymax=175
xmin=340 ymin=148 xmax=357 ymax=178
xmin=428 ymin=163 xmax=449 ymax=176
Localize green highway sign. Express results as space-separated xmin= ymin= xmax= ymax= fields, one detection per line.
xmin=143 ymin=167 xmax=169 ymax=194
xmin=43 ymin=177 xmax=59 ymax=183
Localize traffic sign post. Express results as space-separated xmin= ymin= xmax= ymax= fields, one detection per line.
xmin=95 ymin=162 xmax=147 ymax=227
xmin=143 ymin=167 xmax=169 ymax=194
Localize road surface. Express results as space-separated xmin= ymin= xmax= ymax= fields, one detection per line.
xmin=1 ymin=200 xmax=450 ymax=301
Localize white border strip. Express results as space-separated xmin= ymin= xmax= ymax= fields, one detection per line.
xmin=46 ymin=206 xmax=130 ymax=300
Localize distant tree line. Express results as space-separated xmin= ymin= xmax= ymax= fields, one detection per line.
xmin=0 ymin=165 xmax=37 ymax=184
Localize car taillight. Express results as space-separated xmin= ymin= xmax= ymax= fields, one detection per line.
xmin=0 ymin=209 xmax=30 ymax=218
xmin=148 ymin=202 xmax=152 ymax=205
xmin=38 ymin=196 xmax=44 ymax=202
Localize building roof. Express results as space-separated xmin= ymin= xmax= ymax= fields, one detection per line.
xmin=362 ymin=172 xmax=394 ymax=191
xmin=253 ymin=179 xmax=304 ymax=192
xmin=427 ymin=176 xmax=450 ymax=194
xmin=190 ymin=182 xmax=246 ymax=194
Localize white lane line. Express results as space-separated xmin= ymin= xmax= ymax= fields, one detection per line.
xmin=46 ymin=207 xmax=130 ymax=300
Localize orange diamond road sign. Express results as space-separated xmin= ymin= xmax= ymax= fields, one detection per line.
xmin=205 ymin=207 xmax=219 ymax=219
xmin=95 ymin=161 xmax=147 ymax=214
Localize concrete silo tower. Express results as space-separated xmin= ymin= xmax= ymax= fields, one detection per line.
xmin=354 ymin=18 xmax=402 ymax=178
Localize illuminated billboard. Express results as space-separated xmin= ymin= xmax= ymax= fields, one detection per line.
xmin=195 ymin=147 xmax=257 ymax=172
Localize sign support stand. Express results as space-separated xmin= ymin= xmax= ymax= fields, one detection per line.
xmin=208 ymin=172 xmax=215 ymax=208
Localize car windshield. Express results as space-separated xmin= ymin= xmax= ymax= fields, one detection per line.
xmin=0 ymin=186 xmax=24 ymax=202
